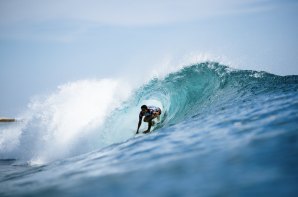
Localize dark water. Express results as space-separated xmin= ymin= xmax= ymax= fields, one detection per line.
xmin=0 ymin=62 xmax=298 ymax=196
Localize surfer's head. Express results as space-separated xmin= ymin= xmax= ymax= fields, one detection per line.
xmin=141 ymin=105 xmax=148 ymax=112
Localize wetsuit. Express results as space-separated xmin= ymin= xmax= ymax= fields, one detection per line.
xmin=139 ymin=106 xmax=162 ymax=119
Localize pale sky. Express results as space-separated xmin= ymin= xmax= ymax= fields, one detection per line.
xmin=0 ymin=0 xmax=298 ymax=116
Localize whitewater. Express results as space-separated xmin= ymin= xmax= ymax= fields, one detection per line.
xmin=0 ymin=62 xmax=298 ymax=196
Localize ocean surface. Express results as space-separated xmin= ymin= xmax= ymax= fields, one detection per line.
xmin=0 ymin=62 xmax=298 ymax=196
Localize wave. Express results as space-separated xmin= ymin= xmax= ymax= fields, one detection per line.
xmin=0 ymin=62 xmax=297 ymax=164
xmin=130 ymin=62 xmax=297 ymax=125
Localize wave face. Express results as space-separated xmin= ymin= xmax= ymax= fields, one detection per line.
xmin=132 ymin=62 xmax=298 ymax=126
xmin=1 ymin=62 xmax=298 ymax=196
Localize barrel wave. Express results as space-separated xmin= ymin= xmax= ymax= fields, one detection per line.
xmin=130 ymin=62 xmax=297 ymax=128
xmin=1 ymin=62 xmax=298 ymax=196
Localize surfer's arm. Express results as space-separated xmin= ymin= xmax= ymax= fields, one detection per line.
xmin=136 ymin=116 xmax=142 ymax=134
xmin=151 ymin=112 xmax=159 ymax=119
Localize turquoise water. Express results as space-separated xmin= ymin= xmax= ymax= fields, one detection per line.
xmin=1 ymin=62 xmax=298 ymax=196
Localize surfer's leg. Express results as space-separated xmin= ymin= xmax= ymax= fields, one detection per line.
xmin=146 ymin=120 xmax=152 ymax=133
xmin=144 ymin=115 xmax=155 ymax=122
xmin=143 ymin=116 xmax=154 ymax=133
xmin=143 ymin=116 xmax=149 ymax=122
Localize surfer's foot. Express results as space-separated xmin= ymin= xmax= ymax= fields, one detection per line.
xmin=143 ymin=130 xmax=150 ymax=134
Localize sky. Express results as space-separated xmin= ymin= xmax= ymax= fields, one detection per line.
xmin=0 ymin=0 xmax=298 ymax=116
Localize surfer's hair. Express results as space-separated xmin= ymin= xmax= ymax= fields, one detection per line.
xmin=141 ymin=105 xmax=148 ymax=110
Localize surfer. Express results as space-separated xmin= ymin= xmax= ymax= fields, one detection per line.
xmin=136 ymin=105 xmax=162 ymax=134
